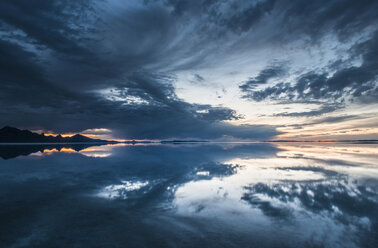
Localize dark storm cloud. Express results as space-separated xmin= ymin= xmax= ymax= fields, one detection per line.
xmin=1 ymin=0 xmax=377 ymax=136
xmin=0 ymin=0 xmax=283 ymax=139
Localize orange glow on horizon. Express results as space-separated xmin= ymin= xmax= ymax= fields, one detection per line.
xmin=60 ymin=147 xmax=76 ymax=153
xmin=43 ymin=148 xmax=59 ymax=153
xmin=42 ymin=147 xmax=76 ymax=153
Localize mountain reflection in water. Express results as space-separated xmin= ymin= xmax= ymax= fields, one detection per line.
xmin=0 ymin=142 xmax=376 ymax=248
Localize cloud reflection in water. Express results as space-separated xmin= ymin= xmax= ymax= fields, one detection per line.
xmin=172 ymin=143 xmax=378 ymax=247
xmin=0 ymin=142 xmax=376 ymax=247
xmin=97 ymin=180 xmax=150 ymax=200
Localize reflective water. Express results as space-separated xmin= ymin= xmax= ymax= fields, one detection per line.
xmin=0 ymin=143 xmax=377 ymax=248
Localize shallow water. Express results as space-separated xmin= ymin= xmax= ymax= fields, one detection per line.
xmin=0 ymin=142 xmax=377 ymax=248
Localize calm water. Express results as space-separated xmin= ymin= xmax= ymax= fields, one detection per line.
xmin=0 ymin=143 xmax=377 ymax=248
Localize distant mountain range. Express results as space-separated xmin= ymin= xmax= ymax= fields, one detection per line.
xmin=0 ymin=126 xmax=113 ymax=143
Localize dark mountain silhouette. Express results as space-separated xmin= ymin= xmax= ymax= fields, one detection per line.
xmin=0 ymin=126 xmax=112 ymax=143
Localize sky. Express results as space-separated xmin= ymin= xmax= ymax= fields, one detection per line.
xmin=0 ymin=0 xmax=377 ymax=141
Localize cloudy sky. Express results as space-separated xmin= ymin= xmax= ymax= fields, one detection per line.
xmin=0 ymin=0 xmax=377 ymax=140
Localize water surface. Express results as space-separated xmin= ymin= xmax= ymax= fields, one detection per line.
xmin=0 ymin=142 xmax=377 ymax=248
